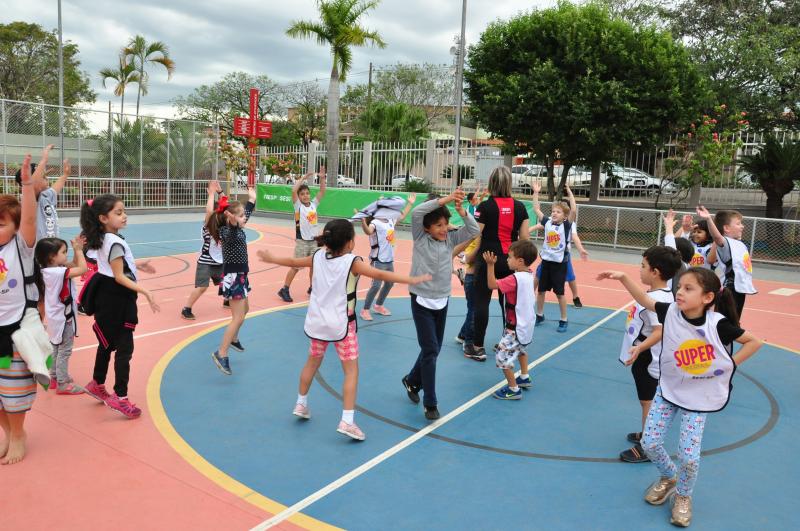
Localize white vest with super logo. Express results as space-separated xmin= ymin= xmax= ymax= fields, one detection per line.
xmin=618 ymin=288 xmax=673 ymax=368
xmin=723 ymin=237 xmax=756 ymax=294
xmin=304 ymin=250 xmax=360 ymax=341
xmin=690 ymin=242 xmax=714 ymax=270
xmin=369 ymin=218 xmax=396 ymax=263
xmin=539 ymin=218 xmax=569 ymax=263
xmin=97 ymin=233 xmax=138 ymax=281
xmin=659 ymin=303 xmax=735 ymax=412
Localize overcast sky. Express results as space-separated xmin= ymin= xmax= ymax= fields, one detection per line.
xmin=2 ymin=0 xmax=554 ymax=117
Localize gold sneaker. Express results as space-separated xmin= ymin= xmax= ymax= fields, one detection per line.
xmin=644 ymin=476 xmax=677 ymax=505
xmin=670 ymin=494 xmax=692 ymax=527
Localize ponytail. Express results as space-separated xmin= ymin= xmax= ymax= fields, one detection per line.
xmin=714 ymin=287 xmax=740 ymax=328
xmin=681 ymin=267 xmax=740 ymax=327
xmin=205 ymin=211 xmax=224 ymax=243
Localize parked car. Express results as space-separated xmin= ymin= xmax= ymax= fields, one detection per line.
xmin=603 ymin=164 xmax=677 ymax=196
xmin=337 ymin=174 xmax=357 ymax=187
xmin=391 ymin=174 xmax=424 ymax=190
xmin=515 ymin=165 xmax=591 ymax=194
xmin=512 ymin=164 xmax=540 ymax=175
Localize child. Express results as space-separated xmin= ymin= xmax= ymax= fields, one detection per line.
xmin=598 ymin=267 xmax=762 ymax=527
xmin=466 ymin=186 xmax=488 ymax=217
xmin=36 ymin=237 xmax=88 ymax=394
xmin=401 ymin=188 xmax=480 ymax=420
xmin=258 ymin=219 xmax=430 ymax=440
xmin=675 ymin=215 xmax=716 ymax=270
xmin=181 ymin=180 xmax=227 ymax=320
xmin=80 ymin=194 xmax=159 ymax=418
xmin=210 ymin=187 xmax=257 ymax=375
xmin=278 ymin=168 xmax=326 ymax=302
xmin=662 ymin=211 xmax=694 ymax=295
xmin=359 ymin=193 xmax=416 ymax=321
xmin=14 ymin=145 xmax=69 ymax=241
xmin=696 ymin=206 xmax=756 ymax=317
xmin=616 ymin=245 xmax=681 ymax=463
xmin=530 ymin=182 xmax=574 ymax=332
xmin=454 ymin=235 xmax=480 ymax=350
xmin=483 ymin=240 xmax=538 ymax=400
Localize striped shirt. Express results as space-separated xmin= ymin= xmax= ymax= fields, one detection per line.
xmin=0 ymin=353 xmax=37 ymax=413
xmin=197 ymin=225 xmax=223 ymax=265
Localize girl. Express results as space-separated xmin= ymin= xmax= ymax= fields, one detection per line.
xmin=359 ymin=192 xmax=415 ymax=321
xmin=210 ymin=187 xmax=256 ymax=375
xmin=674 ymin=214 xmax=716 ymax=270
xmin=36 ymin=236 xmax=87 ymax=394
xmin=597 ymin=267 xmax=762 ymax=527
xmin=181 ymin=180 xmax=227 ymax=320
xmin=258 ymin=219 xmax=430 ymax=440
xmin=80 ymin=194 xmax=159 ymax=419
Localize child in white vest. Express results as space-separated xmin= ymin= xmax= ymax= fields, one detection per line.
xmin=598 ymin=266 xmax=762 ymax=527
xmin=482 ymin=240 xmax=538 ymax=400
xmin=259 ymin=219 xmax=430 ymax=441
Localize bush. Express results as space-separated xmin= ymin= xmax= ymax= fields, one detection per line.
xmin=402 ymin=179 xmax=432 ymax=193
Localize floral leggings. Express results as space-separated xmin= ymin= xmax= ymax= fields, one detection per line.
xmin=641 ymin=389 xmax=708 ymax=496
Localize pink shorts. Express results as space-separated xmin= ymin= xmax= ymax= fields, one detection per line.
xmin=309 ymin=320 xmax=359 ymax=361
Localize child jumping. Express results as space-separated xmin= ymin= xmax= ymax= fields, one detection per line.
xmin=259 ymin=219 xmax=430 ymax=440
xmin=598 ymin=267 xmax=762 ymax=527
xmin=36 ymin=236 xmax=88 ymax=394
xmin=483 ymin=240 xmax=538 ymax=400
xmin=359 ymin=192 xmax=416 ymax=321
xmin=80 ymin=194 xmax=160 ymax=418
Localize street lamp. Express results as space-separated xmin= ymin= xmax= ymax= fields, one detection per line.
xmin=57 ymin=0 xmax=65 ymax=167
xmin=451 ymin=0 xmax=467 ymax=191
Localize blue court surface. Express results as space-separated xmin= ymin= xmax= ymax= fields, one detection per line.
xmin=158 ymin=297 xmax=797 ymax=530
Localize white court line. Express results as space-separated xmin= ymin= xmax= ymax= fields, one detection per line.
xmin=251 ymin=301 xmax=631 ymax=530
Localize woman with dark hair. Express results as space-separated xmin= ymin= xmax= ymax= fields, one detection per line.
xmin=465 ymin=166 xmax=530 ymax=361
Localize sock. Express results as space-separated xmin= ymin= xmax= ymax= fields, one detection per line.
xmin=342 ymin=409 xmax=355 ymax=424
xmin=297 ymin=394 xmax=308 ymax=406
xmin=519 ymin=374 xmax=530 ymax=381
xmin=117 ymin=396 xmax=127 ymax=400
xmin=510 ymin=386 xmax=520 ymax=392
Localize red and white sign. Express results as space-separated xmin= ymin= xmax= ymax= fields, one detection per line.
xmin=232 ymin=88 xmax=272 ymax=186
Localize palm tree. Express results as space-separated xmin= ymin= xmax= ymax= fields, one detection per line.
xmin=123 ymin=35 xmax=176 ymax=119
xmin=99 ymin=54 xmax=140 ymax=115
xmin=286 ymin=0 xmax=386 ymax=186
xmin=739 ymin=135 xmax=800 ymax=219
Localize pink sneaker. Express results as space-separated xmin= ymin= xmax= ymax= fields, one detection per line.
xmin=84 ymin=380 xmax=111 ymax=403
xmin=373 ymin=305 xmax=392 ymax=316
xmin=56 ymin=383 xmax=85 ymax=395
xmin=49 ymin=376 xmax=57 ymax=391
xmin=337 ymin=420 xmax=366 ymax=441
xmin=360 ymin=309 xmax=373 ymax=321
xmin=106 ymin=394 xmax=142 ymax=419
xmin=292 ymin=403 xmax=310 ymax=419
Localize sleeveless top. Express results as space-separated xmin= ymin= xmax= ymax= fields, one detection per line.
xmin=689 ymin=242 xmax=714 ymax=269
xmin=618 ymin=288 xmax=673 ymax=369
xmin=721 ymin=237 xmax=756 ymax=294
xmin=97 ymin=233 xmax=138 ymax=281
xmin=295 ymin=198 xmax=319 ymax=241
xmin=41 ymin=266 xmax=77 ymax=344
xmin=539 ymin=218 xmax=571 ymax=263
xmin=304 ymin=250 xmax=360 ymax=341
xmin=368 ymin=218 xmax=396 ymax=263
xmin=506 ymin=271 xmax=535 ymax=345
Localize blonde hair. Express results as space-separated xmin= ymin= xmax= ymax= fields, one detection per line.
xmin=552 ymin=201 xmax=571 ymax=217
xmin=488 ymin=166 xmax=512 ymax=197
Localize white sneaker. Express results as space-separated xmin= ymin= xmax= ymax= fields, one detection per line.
xmin=292 ymin=403 xmax=310 ymax=419
xmin=337 ymin=420 xmax=365 ymax=441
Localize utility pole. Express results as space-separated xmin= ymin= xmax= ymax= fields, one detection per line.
xmin=452 ymin=0 xmax=467 ymax=190
xmin=57 ymin=0 xmax=65 ymax=169
xmin=366 ymin=62 xmax=373 ymax=138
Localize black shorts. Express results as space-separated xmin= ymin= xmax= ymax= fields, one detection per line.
xmin=631 ymin=348 xmax=658 ymax=401
xmin=538 ymin=260 xmax=568 ymax=295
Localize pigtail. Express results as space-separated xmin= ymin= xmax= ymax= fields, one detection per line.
xmin=714 ymin=287 xmax=740 ymax=328
xmin=206 ymin=211 xmax=224 ymax=243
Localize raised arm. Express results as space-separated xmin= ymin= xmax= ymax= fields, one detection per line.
xmin=18 ymin=154 xmax=38 ymax=247
xmin=52 ymin=159 xmax=70 ymax=194
xmin=258 ymin=249 xmax=314 ymax=269
xmin=663 ymin=210 xmax=677 ymax=248
xmin=204 ymin=180 xmax=222 ymax=223
xmin=449 ymin=189 xmax=480 ymax=245
xmin=291 ymin=172 xmax=315 ymax=203
xmin=399 ymin=192 xmax=417 ymax=221
xmin=360 ymin=216 xmax=375 ymax=235
xmin=565 ymin=184 xmax=577 ymax=222
xmin=351 ymin=258 xmax=431 ymax=285
xmin=596 ymin=271 xmax=656 ymax=311
xmin=532 ymin=181 xmax=544 ymax=221
xmin=678 ymin=214 xmax=693 ymax=238
xmin=66 ymin=237 xmax=88 ymax=279
xmin=316 ymin=165 xmax=327 ymax=203
xmin=696 ymin=206 xmax=725 ymax=246
xmin=411 ymin=190 xmax=462 ymax=241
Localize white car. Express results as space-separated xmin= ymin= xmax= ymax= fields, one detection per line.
xmin=337 ymin=174 xmax=357 ymax=187
xmin=515 ymin=166 xmax=591 ymax=194
xmin=391 ymin=174 xmax=424 ymax=190
xmin=603 ymin=165 xmax=677 ymax=195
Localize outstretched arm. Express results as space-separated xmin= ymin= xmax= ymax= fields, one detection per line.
xmin=565 ymin=184 xmax=577 ymax=222
xmin=596 ymin=271 xmax=656 ymax=311
xmin=352 ymin=259 xmax=431 ymax=285
xmin=52 ymin=158 xmax=70 ymax=194
xmin=696 ymin=206 xmax=725 ymax=246
xmin=258 ymin=249 xmax=315 ymax=269
xmin=399 ymin=192 xmax=417 ymax=221
xmin=532 ymin=181 xmax=544 ymax=221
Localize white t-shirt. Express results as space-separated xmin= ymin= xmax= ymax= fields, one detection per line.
xmin=294 ymin=198 xmax=319 ymax=241
xmin=369 ymin=218 xmax=396 ymax=263
xmin=36 ymin=188 xmax=59 ymax=240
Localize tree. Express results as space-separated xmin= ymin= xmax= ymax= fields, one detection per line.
xmin=286 ymin=0 xmax=386 ymax=186
xmin=99 ymin=54 xmax=140 ymax=115
xmin=282 ymin=82 xmax=326 ymax=146
xmin=97 ymin=118 xmax=166 ymax=178
xmin=355 ymin=102 xmax=427 ymax=182
xmin=123 ymin=35 xmax=176 ymax=119
xmin=464 ymin=2 xmax=707 ymax=200
xmin=0 ymin=21 xmax=95 ymax=105
xmin=739 ymin=135 xmax=800 ymax=219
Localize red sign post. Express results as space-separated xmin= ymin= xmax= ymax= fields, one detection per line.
xmin=232 ymin=88 xmax=272 ymax=186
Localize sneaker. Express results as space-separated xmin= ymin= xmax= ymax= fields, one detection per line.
xmin=181 ymin=307 xmax=196 ymax=320
xmin=515 ymin=375 xmax=532 ymax=389
xmin=292 ymin=403 xmax=311 ymax=419
xmin=106 ymin=394 xmax=142 ymax=419
xmin=454 ymin=335 xmax=465 ymax=344
xmin=670 ymin=494 xmax=692 ymax=527
xmin=557 ymin=320 xmax=568 ymax=333
xmin=84 ymin=380 xmax=110 ymax=403
xmin=49 ymin=376 xmax=57 ymax=391
xmin=211 ymin=351 xmax=232 ymax=375
xmin=373 ymin=305 xmax=391 ymax=316
xmin=573 ymin=297 xmax=583 ymax=308
xmin=360 ymin=309 xmax=373 ymax=321
xmin=424 ymin=406 xmax=440 ymax=420
xmin=223 ymin=299 xmax=230 ymax=309
xmin=627 ymin=431 xmax=642 ymax=444
xmin=455 ymin=267 xmax=466 ymax=285
xmin=463 ymin=344 xmax=487 ymax=362
xmin=535 ymin=314 xmax=545 ymax=326
xmin=56 ymin=383 xmax=85 ymax=395
xmin=277 ymin=287 xmax=293 ymax=303
xmin=230 ymin=340 xmax=245 ymax=352
xmin=493 ymin=385 xmax=522 ymax=400
xmin=644 ymin=476 xmax=678 ymax=505
xmin=402 ymin=376 xmax=420 ymax=404
xmin=620 ymin=443 xmax=650 ymax=463
xmin=337 ymin=420 xmax=366 ymax=441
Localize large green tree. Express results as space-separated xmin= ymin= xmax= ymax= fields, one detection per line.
xmin=464 ymin=2 xmax=707 ymax=200
xmin=286 ymin=0 xmax=386 ymax=186
xmin=123 ymin=35 xmax=176 ymax=119
xmin=0 ymin=21 xmax=95 ymax=104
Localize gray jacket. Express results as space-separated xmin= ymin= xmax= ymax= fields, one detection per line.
xmin=409 ymin=199 xmax=480 ymax=299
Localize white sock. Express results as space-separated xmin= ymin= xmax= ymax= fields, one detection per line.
xmin=519 ymin=374 xmax=530 ymax=381
xmin=342 ymin=409 xmax=355 ymax=424
xmin=510 ymin=386 xmax=519 ymax=392
xmin=297 ymin=394 xmax=308 ymax=406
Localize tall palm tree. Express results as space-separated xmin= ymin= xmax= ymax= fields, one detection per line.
xmin=287 ymin=0 xmax=385 ymax=186
xmin=99 ymin=54 xmax=140 ymax=115
xmin=123 ymin=35 xmax=176 ymax=119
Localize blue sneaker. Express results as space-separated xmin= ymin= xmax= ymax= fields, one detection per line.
xmin=535 ymin=314 xmax=545 ymax=326
xmin=211 ymin=351 xmax=232 ymax=375
xmin=493 ymin=385 xmax=522 ymax=400
xmin=557 ymin=320 xmax=568 ymax=333
xmin=515 ymin=375 xmax=532 ymax=389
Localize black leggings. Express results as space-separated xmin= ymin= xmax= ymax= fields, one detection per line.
xmin=472 ymin=262 xmax=509 ymax=348
xmin=92 ymin=328 xmax=134 ymax=397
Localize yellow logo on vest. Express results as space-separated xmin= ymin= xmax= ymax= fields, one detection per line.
xmin=307 ymin=210 xmax=318 ymax=225
xmin=674 ymin=339 xmax=716 ymax=375
xmin=743 ymin=252 xmax=752 ymax=273
xmin=546 ymin=231 xmax=561 ymax=248
xmin=690 ymin=253 xmax=705 ymax=266
xmin=0 ymin=258 xmax=8 ymax=284
xmin=386 ymin=228 xmax=396 ymax=246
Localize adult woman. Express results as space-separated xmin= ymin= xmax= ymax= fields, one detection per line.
xmin=464 ymin=166 xmax=530 ymax=361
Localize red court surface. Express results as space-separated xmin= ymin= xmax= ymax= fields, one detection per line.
xmin=3 ymin=215 xmax=798 ymax=530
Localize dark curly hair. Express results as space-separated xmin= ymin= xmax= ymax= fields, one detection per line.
xmin=80 ymin=194 xmax=122 ymax=250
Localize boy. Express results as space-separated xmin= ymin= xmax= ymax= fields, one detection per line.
xmin=453 ymin=234 xmax=480 ymax=357
xmin=277 ymin=167 xmax=326 ymax=303
xmin=483 ymin=240 xmax=538 ymax=400
xmin=618 ymin=245 xmax=682 ymax=463
xmin=696 ymin=206 xmax=756 ymax=317
xmin=14 ymin=144 xmax=69 ymax=241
